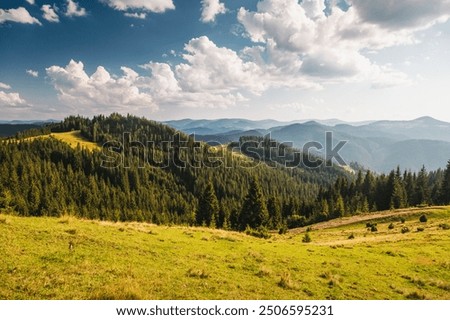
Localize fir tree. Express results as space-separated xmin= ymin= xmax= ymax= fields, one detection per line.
xmin=239 ymin=177 xmax=269 ymax=230
xmin=196 ymin=181 xmax=219 ymax=227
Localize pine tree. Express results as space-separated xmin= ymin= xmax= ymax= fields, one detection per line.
xmin=334 ymin=194 xmax=345 ymax=217
xmin=267 ymin=196 xmax=282 ymax=229
xmin=415 ymin=165 xmax=430 ymax=205
xmin=440 ymin=160 xmax=450 ymax=204
xmin=239 ymin=177 xmax=269 ymax=230
xmin=196 ymin=181 xmax=219 ymax=228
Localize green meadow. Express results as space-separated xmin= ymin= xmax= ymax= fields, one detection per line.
xmin=1 ymin=206 xmax=449 ymax=300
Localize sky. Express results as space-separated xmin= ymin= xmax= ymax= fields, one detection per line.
xmin=1 ymin=0 xmax=450 ymax=122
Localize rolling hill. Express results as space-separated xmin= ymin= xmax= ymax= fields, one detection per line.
xmin=175 ymin=117 xmax=450 ymax=172
xmin=1 ymin=207 xmax=449 ymax=299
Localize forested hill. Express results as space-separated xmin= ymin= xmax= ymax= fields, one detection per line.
xmin=2 ymin=114 xmax=449 ymax=233
xmin=0 ymin=114 xmax=348 ymax=231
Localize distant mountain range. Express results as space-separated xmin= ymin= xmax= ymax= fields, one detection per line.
xmin=166 ymin=116 xmax=450 ymax=172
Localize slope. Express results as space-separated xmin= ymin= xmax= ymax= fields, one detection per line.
xmin=1 ymin=206 xmax=449 ymax=299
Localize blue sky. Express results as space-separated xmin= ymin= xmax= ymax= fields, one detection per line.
xmin=1 ymin=0 xmax=450 ymax=122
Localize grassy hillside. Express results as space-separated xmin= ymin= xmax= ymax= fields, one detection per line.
xmin=1 ymin=207 xmax=449 ymax=300
xmin=20 ymin=131 xmax=100 ymax=151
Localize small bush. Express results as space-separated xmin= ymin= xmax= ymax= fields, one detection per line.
xmin=405 ymin=292 xmax=426 ymax=300
xmin=186 ymin=268 xmax=209 ymax=279
xmin=0 ymin=217 xmax=7 ymax=224
xmin=370 ymin=225 xmax=378 ymax=232
xmin=401 ymin=227 xmax=410 ymax=234
xmin=400 ymin=217 xmax=406 ymax=223
xmin=65 ymin=229 xmax=77 ymax=235
xmin=388 ymin=223 xmax=395 ymax=230
xmin=278 ymin=272 xmax=295 ymax=290
xmin=348 ymin=233 xmax=355 ymax=240
xmin=366 ymin=222 xmax=377 ymax=228
xmin=419 ymin=215 xmax=428 ymax=223
xmin=278 ymin=226 xmax=288 ymax=235
xmin=306 ymin=226 xmax=313 ymax=232
xmin=439 ymin=223 xmax=450 ymax=230
xmin=417 ymin=227 xmax=425 ymax=232
xmin=245 ymin=226 xmax=271 ymax=239
xmin=302 ymin=233 xmax=312 ymax=243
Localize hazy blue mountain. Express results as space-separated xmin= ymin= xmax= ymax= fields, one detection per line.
xmin=187 ymin=117 xmax=450 ymax=172
xmin=165 ymin=118 xmax=376 ymax=135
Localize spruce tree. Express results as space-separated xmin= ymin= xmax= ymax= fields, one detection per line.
xmin=196 ymin=181 xmax=219 ymax=228
xmin=440 ymin=160 xmax=450 ymax=204
xmin=239 ymin=177 xmax=269 ymax=230
xmin=415 ymin=165 xmax=430 ymax=205
xmin=267 ymin=196 xmax=282 ymax=229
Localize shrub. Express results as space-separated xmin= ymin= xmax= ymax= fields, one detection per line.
xmin=417 ymin=227 xmax=425 ymax=232
xmin=302 ymin=233 xmax=312 ymax=243
xmin=348 ymin=233 xmax=355 ymax=240
xmin=439 ymin=223 xmax=450 ymax=230
xmin=186 ymin=268 xmax=209 ymax=279
xmin=400 ymin=217 xmax=406 ymax=223
xmin=278 ymin=226 xmax=288 ymax=235
xmin=419 ymin=215 xmax=428 ymax=223
xmin=245 ymin=226 xmax=271 ymax=239
xmin=370 ymin=225 xmax=378 ymax=232
xmin=401 ymin=227 xmax=410 ymax=234
xmin=278 ymin=272 xmax=295 ymax=290
xmin=388 ymin=223 xmax=395 ymax=230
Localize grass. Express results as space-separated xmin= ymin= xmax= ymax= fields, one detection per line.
xmin=0 ymin=207 xmax=449 ymax=300
xmin=10 ymin=131 xmax=100 ymax=151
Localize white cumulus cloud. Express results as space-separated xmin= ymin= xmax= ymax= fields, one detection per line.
xmin=26 ymin=69 xmax=39 ymax=77
xmin=100 ymin=0 xmax=175 ymax=16
xmin=46 ymin=60 xmax=155 ymax=113
xmin=0 ymin=82 xmax=11 ymax=90
xmin=41 ymin=5 xmax=59 ymax=23
xmin=0 ymin=7 xmax=42 ymax=25
xmin=200 ymin=0 xmax=227 ymax=23
xmin=65 ymin=0 xmax=87 ymax=17
xmin=26 ymin=0 xmax=35 ymax=5
xmin=237 ymin=0 xmax=450 ymax=88
xmin=0 ymin=90 xmax=29 ymax=108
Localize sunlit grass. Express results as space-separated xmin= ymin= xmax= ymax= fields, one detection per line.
xmin=0 ymin=207 xmax=449 ymax=300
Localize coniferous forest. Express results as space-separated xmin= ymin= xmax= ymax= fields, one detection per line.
xmin=1 ymin=114 xmax=450 ymax=233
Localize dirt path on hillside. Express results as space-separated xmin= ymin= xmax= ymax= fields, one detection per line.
xmin=289 ymin=206 xmax=447 ymax=234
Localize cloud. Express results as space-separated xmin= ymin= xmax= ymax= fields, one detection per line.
xmin=200 ymin=0 xmax=226 ymax=23
xmin=100 ymin=0 xmax=175 ymax=15
xmin=0 ymin=90 xmax=29 ymax=109
xmin=0 ymin=7 xmax=42 ymax=25
xmin=41 ymin=5 xmax=59 ymax=23
xmin=237 ymin=0 xmax=450 ymax=88
xmin=26 ymin=0 xmax=35 ymax=5
xmin=0 ymin=82 xmax=11 ymax=90
xmin=348 ymin=0 xmax=450 ymax=30
xmin=65 ymin=0 xmax=87 ymax=17
xmin=124 ymin=12 xmax=147 ymax=19
xmin=26 ymin=69 xmax=39 ymax=77
xmin=46 ymin=36 xmax=321 ymax=112
xmin=46 ymin=60 xmax=155 ymax=113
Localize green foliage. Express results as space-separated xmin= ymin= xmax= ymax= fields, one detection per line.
xmin=302 ymin=233 xmax=312 ymax=243
xmin=401 ymin=227 xmax=410 ymax=234
xmin=388 ymin=223 xmax=395 ymax=230
xmin=196 ymin=181 xmax=219 ymax=228
xmin=244 ymin=226 xmax=271 ymax=239
xmin=419 ymin=214 xmax=428 ymax=223
xmin=239 ymin=177 xmax=269 ymax=230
